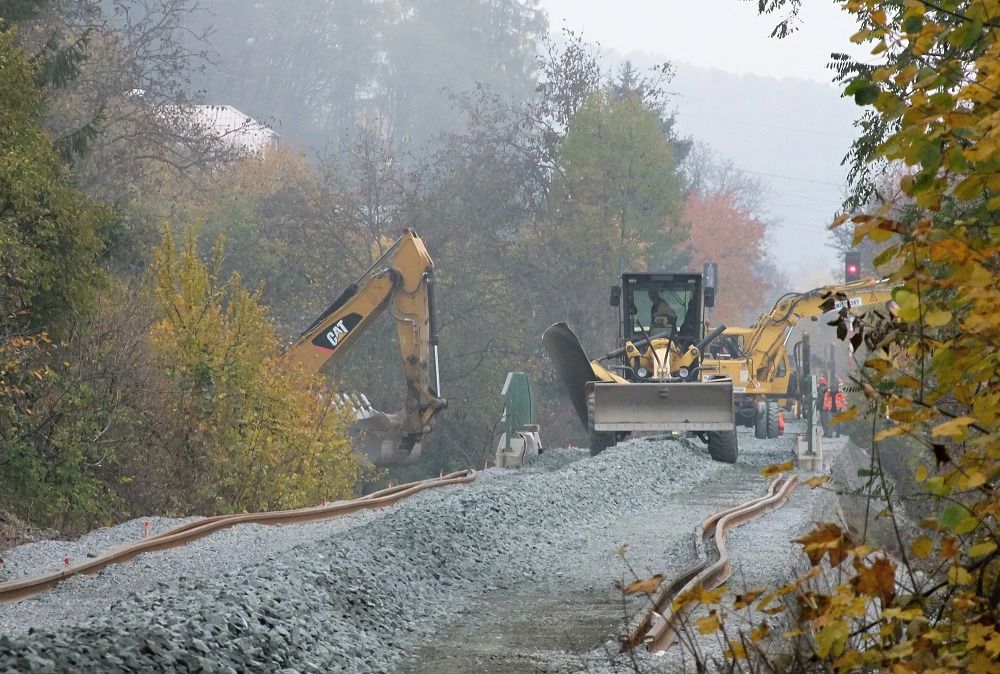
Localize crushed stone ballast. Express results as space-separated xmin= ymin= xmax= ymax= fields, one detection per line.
xmin=0 ymin=432 xmax=806 ymax=673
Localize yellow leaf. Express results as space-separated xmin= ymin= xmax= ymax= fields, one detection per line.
xmin=733 ymin=589 xmax=763 ymax=609
xmin=892 ymin=286 xmax=921 ymax=322
xmin=696 ymin=611 xmax=721 ymax=634
xmin=829 ymin=406 xmax=858 ymax=425
xmin=923 ymin=308 xmax=953 ymax=327
xmin=958 ymin=470 xmax=986 ymax=490
xmin=725 ymin=640 xmax=747 ymax=660
xmin=954 ymin=516 xmax=979 ymax=535
xmin=622 ymin=574 xmax=663 ymax=595
xmin=751 ymin=622 xmax=770 ymax=642
xmin=795 ymin=522 xmax=854 ymax=567
xmin=911 ymin=535 xmax=933 ymax=558
xmin=969 ymin=652 xmax=998 ymax=674
xmin=967 ymin=623 xmax=994 ymax=648
xmin=915 ymin=465 xmax=928 ymax=482
xmin=865 ymin=357 xmax=894 ymax=372
xmin=986 ymin=632 xmax=1000 ymax=657
xmin=874 ymin=426 xmax=906 ymax=441
xmin=694 ymin=586 xmax=725 ymax=604
xmin=805 ymin=475 xmax=831 ymax=488
xmin=931 ymin=416 xmax=977 ymax=437
xmin=883 ymin=606 xmax=924 ymax=621
xmin=760 ymin=460 xmax=795 ymax=478
xmin=947 ymin=565 xmax=972 ymax=585
xmin=968 ymin=541 xmax=997 ymax=558
xmin=815 ymin=621 xmax=849 ymax=658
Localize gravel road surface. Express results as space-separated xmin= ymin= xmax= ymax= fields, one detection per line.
xmin=0 ymin=424 xmax=845 ymax=672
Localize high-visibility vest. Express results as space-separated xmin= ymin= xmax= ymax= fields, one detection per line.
xmin=777 ymin=411 xmax=785 ymax=435
xmin=823 ymin=390 xmax=833 ymax=411
xmin=835 ymin=391 xmax=847 ymax=410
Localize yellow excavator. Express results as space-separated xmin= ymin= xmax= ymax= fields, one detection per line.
xmin=703 ymin=277 xmax=895 ymax=438
xmin=286 ymin=229 xmax=446 ymax=466
xmin=544 ymin=272 xmax=738 ymax=462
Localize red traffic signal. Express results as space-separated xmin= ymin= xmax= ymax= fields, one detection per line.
xmin=845 ymin=251 xmax=861 ymax=282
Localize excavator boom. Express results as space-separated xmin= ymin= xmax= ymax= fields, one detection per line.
xmin=743 ymin=277 xmax=894 ymax=384
xmin=704 ymin=277 xmax=896 ymax=438
xmin=287 ymin=229 xmax=445 ymax=466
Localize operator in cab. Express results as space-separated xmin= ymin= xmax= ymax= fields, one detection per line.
xmin=648 ymin=289 xmax=677 ymax=331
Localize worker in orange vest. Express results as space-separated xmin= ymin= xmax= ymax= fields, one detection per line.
xmin=821 ymin=378 xmax=834 ymax=437
xmin=777 ymin=410 xmax=785 ymax=436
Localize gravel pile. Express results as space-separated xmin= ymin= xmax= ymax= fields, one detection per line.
xmin=0 ymin=437 xmax=733 ymax=672
xmin=0 ymin=516 xmax=200 ymax=583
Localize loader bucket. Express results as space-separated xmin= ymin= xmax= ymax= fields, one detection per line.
xmin=337 ymin=394 xmax=423 ymax=466
xmin=543 ymin=322 xmax=600 ymax=429
xmin=589 ymin=381 xmax=735 ymax=433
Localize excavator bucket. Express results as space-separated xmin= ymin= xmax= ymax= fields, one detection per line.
xmin=543 ymin=322 xmax=600 ymax=429
xmin=336 ymin=394 xmax=422 ymax=466
xmin=588 ymin=381 xmax=735 ymax=432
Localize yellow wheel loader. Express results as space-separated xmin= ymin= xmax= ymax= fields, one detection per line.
xmin=703 ymin=277 xmax=895 ymax=439
xmin=286 ymin=229 xmax=446 ymax=466
xmin=544 ymin=272 xmax=738 ymax=463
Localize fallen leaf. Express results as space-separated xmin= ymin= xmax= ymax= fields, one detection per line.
xmin=696 ymin=611 xmax=721 ymax=634
xmin=622 ymin=574 xmax=664 ymax=595
xmin=760 ymin=460 xmax=795 ymax=478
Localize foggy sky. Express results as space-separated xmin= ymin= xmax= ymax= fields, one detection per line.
xmin=540 ymin=0 xmax=872 ymax=285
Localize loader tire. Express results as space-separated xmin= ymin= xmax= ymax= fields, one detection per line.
xmin=587 ymin=391 xmax=616 ymax=456
xmin=707 ymin=430 xmax=738 ymax=464
xmin=753 ymin=402 xmax=768 ymax=439
xmin=765 ymin=401 xmax=781 ymax=439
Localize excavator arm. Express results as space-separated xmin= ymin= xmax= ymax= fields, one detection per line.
xmin=286 ymin=229 xmax=446 ymax=465
xmin=743 ymin=277 xmax=894 ymax=383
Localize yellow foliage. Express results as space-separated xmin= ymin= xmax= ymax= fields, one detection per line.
xmin=733 ymin=589 xmax=763 ymax=609
xmin=148 ymin=226 xmax=361 ymax=514
xmin=804 ymin=475 xmax=832 ymax=488
xmin=724 ymin=639 xmax=747 ymax=660
xmin=794 ymin=522 xmax=856 ymax=567
xmin=760 ymin=460 xmax=795 ymax=477
xmin=829 ymin=406 xmax=859 ymax=425
xmin=947 ymin=565 xmax=973 ymax=586
xmin=930 ymin=416 xmax=978 ymax=438
xmin=911 ymin=536 xmax=933 ymax=558
xmin=621 ymin=574 xmax=663 ymax=595
xmin=695 ymin=611 xmax=721 ymax=635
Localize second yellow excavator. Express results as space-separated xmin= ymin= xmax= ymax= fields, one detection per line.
xmin=703 ymin=277 xmax=895 ymax=438
xmin=285 ymin=229 xmax=446 ymax=466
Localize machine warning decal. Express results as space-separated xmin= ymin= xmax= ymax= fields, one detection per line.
xmin=833 ymin=296 xmax=864 ymax=310
xmin=312 ymin=313 xmax=363 ymax=351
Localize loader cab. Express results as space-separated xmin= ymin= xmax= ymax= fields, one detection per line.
xmin=613 ymin=273 xmax=708 ymax=350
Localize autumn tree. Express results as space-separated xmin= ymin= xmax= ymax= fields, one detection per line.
xmin=675 ymin=2 xmax=1000 ymax=671
xmin=534 ymin=92 xmax=685 ymax=349
xmin=682 ymin=190 xmax=770 ymax=325
xmin=0 ymin=24 xmax=115 ymax=528
xmin=149 ymin=227 xmax=360 ymax=513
